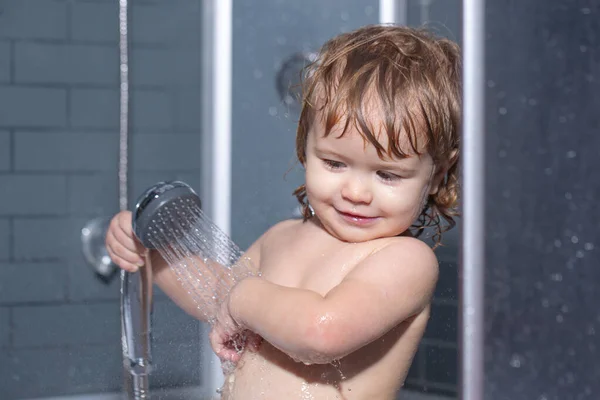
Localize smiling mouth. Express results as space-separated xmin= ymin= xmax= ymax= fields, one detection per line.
xmin=336 ymin=210 xmax=378 ymax=225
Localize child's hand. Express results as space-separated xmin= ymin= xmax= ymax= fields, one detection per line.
xmin=105 ymin=211 xmax=147 ymax=272
xmin=209 ymin=299 xmax=263 ymax=364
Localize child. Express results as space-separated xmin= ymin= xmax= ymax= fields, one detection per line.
xmin=106 ymin=24 xmax=460 ymax=399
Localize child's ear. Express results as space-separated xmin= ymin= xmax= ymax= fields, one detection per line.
xmin=429 ymin=149 xmax=459 ymax=195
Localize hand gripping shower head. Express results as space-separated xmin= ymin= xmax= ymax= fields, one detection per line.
xmin=132 ymin=181 xmax=202 ymax=249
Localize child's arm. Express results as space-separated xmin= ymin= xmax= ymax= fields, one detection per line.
xmin=228 ymin=237 xmax=438 ymax=364
xmin=107 ymin=210 xmax=261 ymax=322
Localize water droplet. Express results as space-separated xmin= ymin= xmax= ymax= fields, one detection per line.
xmin=566 ymin=150 xmax=577 ymax=158
xmin=556 ymin=314 xmax=564 ymax=323
xmin=509 ymin=353 xmax=523 ymax=368
xmin=571 ymin=236 xmax=579 ymax=244
xmin=581 ymin=7 xmax=591 ymax=14
xmin=565 ymin=192 xmax=572 ymax=200
xmin=268 ymin=106 xmax=278 ymax=116
xmin=584 ymin=242 xmax=594 ymax=251
xmin=499 ymin=107 xmax=507 ymax=115
xmin=541 ymin=298 xmax=550 ymax=307
xmin=550 ymin=273 xmax=562 ymax=281
xmin=554 ymin=239 xmax=562 ymax=248
xmin=487 ymin=80 xmax=496 ymax=88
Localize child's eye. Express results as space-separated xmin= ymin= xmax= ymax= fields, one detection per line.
xmin=323 ymin=159 xmax=345 ymax=169
xmin=377 ymin=171 xmax=402 ymax=181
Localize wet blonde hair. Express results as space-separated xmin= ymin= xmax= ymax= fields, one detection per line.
xmin=293 ymin=25 xmax=461 ymax=246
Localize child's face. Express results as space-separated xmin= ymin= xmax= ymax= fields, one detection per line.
xmin=304 ymin=116 xmax=438 ymax=243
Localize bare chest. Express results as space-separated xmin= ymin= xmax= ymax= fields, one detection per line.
xmin=257 ymin=224 xmax=378 ymax=296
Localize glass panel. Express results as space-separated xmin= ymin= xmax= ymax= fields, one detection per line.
xmin=404 ymin=1 xmax=461 ymax=398
xmin=0 ymin=1 xmax=204 ymax=398
xmin=483 ymin=1 xmax=600 ymax=398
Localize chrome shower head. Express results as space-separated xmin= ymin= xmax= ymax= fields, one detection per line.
xmin=132 ymin=181 xmax=202 ymax=249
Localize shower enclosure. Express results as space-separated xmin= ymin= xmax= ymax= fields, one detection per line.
xmin=0 ymin=0 xmax=461 ymax=399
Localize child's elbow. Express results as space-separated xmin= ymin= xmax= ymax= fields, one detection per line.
xmin=298 ymin=312 xmax=352 ymax=364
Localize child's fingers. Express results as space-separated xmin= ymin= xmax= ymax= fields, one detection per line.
xmin=106 ymin=231 xmax=144 ymax=265
xmin=106 ymin=244 xmax=139 ymax=273
xmin=209 ymin=327 xmax=242 ymax=363
xmin=110 ymin=220 xmax=141 ymax=255
xmin=246 ymin=332 xmax=263 ymax=352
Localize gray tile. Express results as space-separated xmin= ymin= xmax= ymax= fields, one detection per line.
xmin=0 ymin=347 xmax=69 ymax=399
xmin=132 ymin=133 xmax=201 ymax=171
xmin=0 ymin=262 xmax=67 ymax=305
xmin=0 ymin=176 xmax=67 ymax=216
xmin=425 ymin=303 xmax=458 ymax=343
xmin=131 ymin=90 xmax=173 ymax=131
xmin=424 ymin=345 xmax=458 ymax=386
xmin=71 ymin=89 xmax=119 ymax=129
xmin=15 ymin=42 xmax=118 ymax=85
xmin=0 ymin=218 xmax=9 ymax=261
xmin=151 ymin=339 xmax=201 ymax=388
xmin=0 ymin=130 xmax=10 ymax=171
xmin=12 ymin=302 xmax=120 ymax=347
xmin=0 ymin=0 xmax=67 ymax=40
xmin=131 ymin=48 xmax=201 ymax=87
xmin=174 ymin=89 xmax=202 ymax=131
xmin=0 ymin=86 xmax=67 ymax=128
xmin=68 ymin=174 xmax=119 ymax=216
xmin=13 ymin=217 xmax=75 ymax=260
xmin=0 ymin=42 xmax=10 ymax=83
xmin=434 ymin=261 xmax=458 ymax=300
xmin=68 ymin=251 xmax=121 ymax=302
xmin=67 ymin=344 xmax=123 ymax=393
xmin=0 ymin=307 xmax=9 ymax=347
xmin=15 ymin=132 xmax=118 ymax=172
xmin=71 ymin=2 xmax=119 ymax=42
xmin=131 ymin=3 xmax=202 ymax=45
xmin=153 ymin=299 xmax=201 ymax=342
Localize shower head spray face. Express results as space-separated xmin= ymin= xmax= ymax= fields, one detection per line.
xmin=132 ymin=181 xmax=202 ymax=249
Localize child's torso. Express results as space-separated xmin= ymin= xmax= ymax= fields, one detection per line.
xmin=222 ymin=219 xmax=430 ymax=400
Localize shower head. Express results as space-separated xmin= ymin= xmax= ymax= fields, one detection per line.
xmin=132 ymin=181 xmax=202 ymax=249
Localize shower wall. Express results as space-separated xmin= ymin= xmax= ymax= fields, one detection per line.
xmin=0 ymin=1 xmax=204 ymax=398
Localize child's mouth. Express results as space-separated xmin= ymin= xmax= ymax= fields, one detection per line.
xmin=336 ymin=210 xmax=378 ymax=225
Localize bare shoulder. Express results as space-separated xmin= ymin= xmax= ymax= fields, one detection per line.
xmin=385 ymin=236 xmax=438 ymax=270
xmin=245 ymin=219 xmax=302 ymax=267
xmin=260 ymin=219 xmax=305 ymax=246
xmin=353 ymin=236 xmax=439 ymax=291
xmin=384 ymin=236 xmax=438 ymax=278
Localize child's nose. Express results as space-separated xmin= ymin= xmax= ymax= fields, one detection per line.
xmin=341 ymin=177 xmax=373 ymax=204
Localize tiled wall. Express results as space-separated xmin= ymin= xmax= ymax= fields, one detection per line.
xmin=0 ymin=1 xmax=204 ymax=398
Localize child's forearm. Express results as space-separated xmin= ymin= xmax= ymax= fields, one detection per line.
xmin=150 ymin=250 xmax=226 ymax=322
xmin=230 ymin=277 xmax=344 ymax=364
